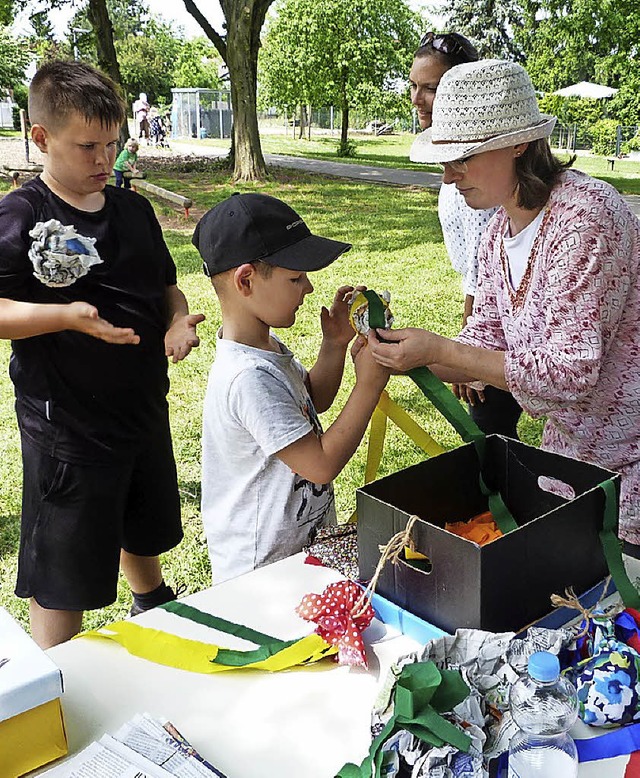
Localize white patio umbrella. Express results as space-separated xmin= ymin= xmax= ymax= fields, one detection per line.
xmin=553 ymin=81 xmax=618 ymax=99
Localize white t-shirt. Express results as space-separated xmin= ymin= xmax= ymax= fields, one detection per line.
xmin=502 ymin=207 xmax=546 ymax=289
xmin=438 ymin=183 xmax=498 ymax=296
xmin=201 ymin=333 xmax=336 ymax=585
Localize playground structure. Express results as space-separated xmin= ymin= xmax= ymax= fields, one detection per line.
xmin=171 ymin=88 xmax=232 ymax=140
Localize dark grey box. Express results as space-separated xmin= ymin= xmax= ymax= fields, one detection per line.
xmin=357 ymin=436 xmax=619 ymax=634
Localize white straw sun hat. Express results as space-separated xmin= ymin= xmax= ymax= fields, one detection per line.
xmin=410 ymin=59 xmax=557 ymax=165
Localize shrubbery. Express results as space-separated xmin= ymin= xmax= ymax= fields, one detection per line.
xmin=589 ymin=119 xmax=619 ymax=156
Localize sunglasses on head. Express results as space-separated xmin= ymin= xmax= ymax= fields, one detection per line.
xmin=419 ymin=31 xmax=478 ymax=63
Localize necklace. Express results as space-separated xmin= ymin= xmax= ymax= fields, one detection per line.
xmin=500 ymin=207 xmax=552 ymax=311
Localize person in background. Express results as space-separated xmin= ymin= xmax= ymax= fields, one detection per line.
xmin=371 ymin=59 xmax=640 ymax=553
xmin=133 ymin=92 xmax=150 ymax=141
xmin=113 ymin=138 xmax=139 ymax=188
xmin=410 ymin=33 xmax=522 ymax=438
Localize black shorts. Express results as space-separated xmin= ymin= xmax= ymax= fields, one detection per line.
xmin=15 ymin=424 xmax=183 ymax=611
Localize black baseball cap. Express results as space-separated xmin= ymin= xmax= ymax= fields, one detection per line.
xmin=192 ymin=192 xmax=351 ymax=277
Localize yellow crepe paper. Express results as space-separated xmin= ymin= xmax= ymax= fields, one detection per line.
xmin=79 ymin=620 xmax=337 ymax=673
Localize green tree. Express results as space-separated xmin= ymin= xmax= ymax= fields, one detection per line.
xmin=0 ymin=0 xmax=13 ymax=25
xmin=70 ymin=1 xmax=222 ymax=98
xmin=259 ymin=0 xmax=326 ymax=139
xmin=68 ymin=0 xmax=151 ymax=61
xmin=116 ymin=19 xmax=182 ymax=103
xmin=28 ymin=10 xmax=65 ymax=64
xmin=260 ymin=0 xmax=419 ymax=155
xmin=173 ymin=37 xmax=222 ymax=89
xmin=182 ymin=0 xmax=275 ymax=181
xmin=445 ymin=0 xmax=524 ymax=60
xmin=0 ymin=26 xmax=29 ymax=91
xmin=515 ymin=0 xmax=639 ymax=134
xmin=517 ymin=0 xmax=639 ymax=92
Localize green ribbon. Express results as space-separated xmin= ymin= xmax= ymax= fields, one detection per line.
xmin=597 ymin=480 xmax=640 ymax=609
xmin=364 ymin=290 xmax=518 ymax=535
xmin=160 ymin=601 xmax=334 ymax=667
xmin=336 ymin=660 xmax=471 ymax=777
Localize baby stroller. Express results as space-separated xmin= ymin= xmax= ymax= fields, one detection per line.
xmin=149 ymin=114 xmax=170 ymax=148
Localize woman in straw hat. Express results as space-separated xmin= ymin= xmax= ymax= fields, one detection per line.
xmin=410 ymin=33 xmax=522 ymax=438
xmin=371 ymin=59 xmax=640 ymax=551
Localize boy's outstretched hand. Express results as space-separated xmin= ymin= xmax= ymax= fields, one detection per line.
xmin=67 ymin=301 xmax=141 ymax=345
xmin=320 ymin=285 xmax=363 ymax=349
xmin=165 ymin=312 xmax=206 ymax=362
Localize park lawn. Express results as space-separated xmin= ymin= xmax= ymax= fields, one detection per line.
xmin=177 ymin=131 xmax=640 ymax=194
xmin=557 ymin=154 xmax=640 ymax=196
xmin=0 ymin=166 xmax=545 ymax=633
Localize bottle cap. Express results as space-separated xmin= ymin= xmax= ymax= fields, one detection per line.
xmin=528 ymin=650 xmax=560 ymax=682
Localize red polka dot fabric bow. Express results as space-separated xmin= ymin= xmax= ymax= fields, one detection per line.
xmin=296 ymin=580 xmax=375 ymax=668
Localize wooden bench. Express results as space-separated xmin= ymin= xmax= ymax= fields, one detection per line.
xmin=2 ymin=164 xmax=44 ymax=187
xmin=132 ymin=179 xmax=193 ymax=217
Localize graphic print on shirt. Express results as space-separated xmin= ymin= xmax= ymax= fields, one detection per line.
xmin=292 ymin=392 xmax=335 ymax=528
xmin=29 ymin=219 xmax=103 ymax=287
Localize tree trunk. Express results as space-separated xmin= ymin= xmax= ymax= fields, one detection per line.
xmin=227 ymin=45 xmax=266 ymax=179
xmin=340 ymin=106 xmax=349 ymax=147
xmin=86 ymin=0 xmax=129 ymax=149
xmin=183 ymin=0 xmax=273 ymax=181
xmin=307 ymin=104 xmax=312 ymax=141
xmin=298 ymin=104 xmax=305 ymax=139
xmin=223 ymin=1 xmax=270 ymax=181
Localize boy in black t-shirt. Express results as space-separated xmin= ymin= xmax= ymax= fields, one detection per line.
xmin=0 ymin=61 xmax=204 ymax=648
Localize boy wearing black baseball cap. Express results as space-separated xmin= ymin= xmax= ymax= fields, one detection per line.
xmin=193 ymin=193 xmax=389 ymax=584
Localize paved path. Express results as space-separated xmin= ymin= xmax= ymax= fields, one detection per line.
xmin=174 ymin=141 xmax=640 ymax=218
xmin=265 ymin=153 xmax=443 ymax=188
xmin=624 ymin=194 xmax=640 ymax=217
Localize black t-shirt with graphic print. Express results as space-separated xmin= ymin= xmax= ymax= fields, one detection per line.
xmin=0 ymin=176 xmax=177 ymax=463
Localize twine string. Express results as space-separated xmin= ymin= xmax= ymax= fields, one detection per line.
xmin=352 ymin=515 xmax=420 ymax=619
xmin=550 ymin=576 xmax=612 ymax=639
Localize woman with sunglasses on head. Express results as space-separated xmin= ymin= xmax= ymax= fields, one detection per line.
xmin=372 ymin=59 xmax=640 ymax=553
xmin=410 ymin=33 xmax=523 ymax=439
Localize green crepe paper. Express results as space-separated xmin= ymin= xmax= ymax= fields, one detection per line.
xmin=336 ymin=660 xmax=471 ymax=778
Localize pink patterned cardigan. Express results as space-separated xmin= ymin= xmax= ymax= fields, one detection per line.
xmin=458 ymin=170 xmax=640 ymax=543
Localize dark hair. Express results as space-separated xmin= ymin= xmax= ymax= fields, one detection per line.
xmin=515 ymin=139 xmax=575 ymax=209
xmin=414 ymin=32 xmax=479 ymax=67
xmin=29 ymin=60 xmax=126 ymax=130
xmin=253 ymin=260 xmax=274 ymax=278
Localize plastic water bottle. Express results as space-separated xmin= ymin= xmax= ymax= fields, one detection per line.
xmin=508 ymin=650 xmax=579 ymax=778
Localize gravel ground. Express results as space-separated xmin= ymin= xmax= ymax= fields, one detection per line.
xmin=0 ymin=136 xmax=45 ymax=169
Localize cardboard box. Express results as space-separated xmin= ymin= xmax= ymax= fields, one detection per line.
xmin=0 ymin=608 xmax=67 ymax=777
xmin=358 ymin=435 xmax=619 ymax=634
